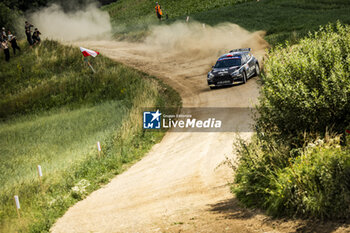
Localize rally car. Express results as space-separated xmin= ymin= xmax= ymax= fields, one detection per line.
xmin=207 ymin=48 xmax=260 ymax=89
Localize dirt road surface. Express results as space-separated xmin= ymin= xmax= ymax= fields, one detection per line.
xmin=51 ymin=24 xmax=349 ymax=233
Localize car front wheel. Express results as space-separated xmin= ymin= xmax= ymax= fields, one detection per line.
xmin=242 ymin=71 xmax=247 ymax=84
xmin=255 ymin=63 xmax=260 ymax=76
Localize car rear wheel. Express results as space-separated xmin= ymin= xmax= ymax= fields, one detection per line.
xmin=243 ymin=71 xmax=247 ymax=84
xmin=255 ymin=63 xmax=260 ymax=76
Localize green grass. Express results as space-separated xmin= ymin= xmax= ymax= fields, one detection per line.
xmin=0 ymin=41 xmax=181 ymax=232
xmin=192 ymin=0 xmax=350 ymax=45
xmin=0 ymin=101 xmax=128 ymax=190
xmin=103 ymin=0 xmax=252 ymax=41
xmin=0 ymin=40 xmax=153 ymax=119
xmin=104 ymin=0 xmax=249 ymax=22
xmin=104 ymin=0 xmax=350 ymax=45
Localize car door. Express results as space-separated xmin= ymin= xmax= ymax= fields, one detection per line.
xmin=241 ymin=54 xmax=248 ymax=74
xmin=245 ymin=53 xmax=254 ymax=77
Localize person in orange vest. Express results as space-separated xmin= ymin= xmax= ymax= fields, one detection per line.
xmin=155 ymin=2 xmax=163 ymax=20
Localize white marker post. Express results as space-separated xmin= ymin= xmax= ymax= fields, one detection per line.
xmin=186 ymin=16 xmax=190 ymax=23
xmin=14 ymin=195 xmax=20 ymax=218
xmin=37 ymin=165 xmax=43 ymax=188
xmin=202 ymin=23 xmax=206 ymax=29
xmin=97 ymin=141 xmax=101 ymax=158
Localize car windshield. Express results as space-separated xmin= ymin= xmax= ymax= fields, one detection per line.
xmin=214 ymin=58 xmax=241 ymax=68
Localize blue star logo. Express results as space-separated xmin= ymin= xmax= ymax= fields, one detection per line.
xmin=143 ymin=110 xmax=162 ymax=129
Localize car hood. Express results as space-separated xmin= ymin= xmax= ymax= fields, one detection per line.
xmin=211 ymin=66 xmax=239 ymax=75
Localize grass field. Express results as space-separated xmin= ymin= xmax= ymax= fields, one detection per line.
xmin=0 ymin=101 xmax=127 ymax=191
xmin=192 ymin=0 xmax=350 ymax=45
xmin=103 ymin=0 xmax=253 ymax=41
xmin=0 ymin=41 xmax=181 ymax=232
xmin=104 ymin=0 xmax=350 ymax=45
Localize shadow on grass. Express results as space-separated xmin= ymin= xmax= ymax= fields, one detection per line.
xmin=209 ymin=197 xmax=350 ymax=233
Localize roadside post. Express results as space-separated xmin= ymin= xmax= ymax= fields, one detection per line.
xmin=37 ymin=165 xmax=43 ymax=188
xmin=97 ymin=141 xmax=101 ymax=158
xmin=14 ymin=195 xmax=21 ymax=218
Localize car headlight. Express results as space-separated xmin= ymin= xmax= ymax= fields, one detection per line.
xmin=208 ymin=72 xmax=214 ymax=79
xmin=232 ymin=69 xmax=240 ymax=76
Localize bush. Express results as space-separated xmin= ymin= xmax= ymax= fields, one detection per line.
xmin=257 ymin=22 xmax=350 ymax=145
xmin=234 ymin=22 xmax=350 ymax=220
xmin=233 ymin=135 xmax=292 ymax=210
xmin=0 ymin=3 xmax=22 ymax=35
xmin=271 ymin=138 xmax=350 ymax=219
xmin=234 ymin=135 xmax=350 ymax=219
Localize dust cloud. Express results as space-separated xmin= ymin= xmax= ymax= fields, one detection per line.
xmin=29 ymin=3 xmax=112 ymax=41
xmin=144 ymin=21 xmax=269 ymax=60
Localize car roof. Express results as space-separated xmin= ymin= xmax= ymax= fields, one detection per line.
xmin=218 ymin=48 xmax=251 ymax=60
xmin=218 ymin=52 xmax=245 ymax=60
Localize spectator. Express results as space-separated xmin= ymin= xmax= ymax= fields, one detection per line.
xmin=1 ymin=27 xmax=7 ymax=41
xmin=155 ymin=2 xmax=163 ymax=21
xmin=1 ymin=27 xmax=7 ymax=39
xmin=1 ymin=39 xmax=10 ymax=62
xmin=8 ymin=31 xmax=21 ymax=55
xmin=25 ymin=21 xmax=34 ymax=46
xmin=32 ymin=28 xmax=41 ymax=45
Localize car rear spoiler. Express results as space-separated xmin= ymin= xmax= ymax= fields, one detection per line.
xmin=229 ymin=48 xmax=251 ymax=53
